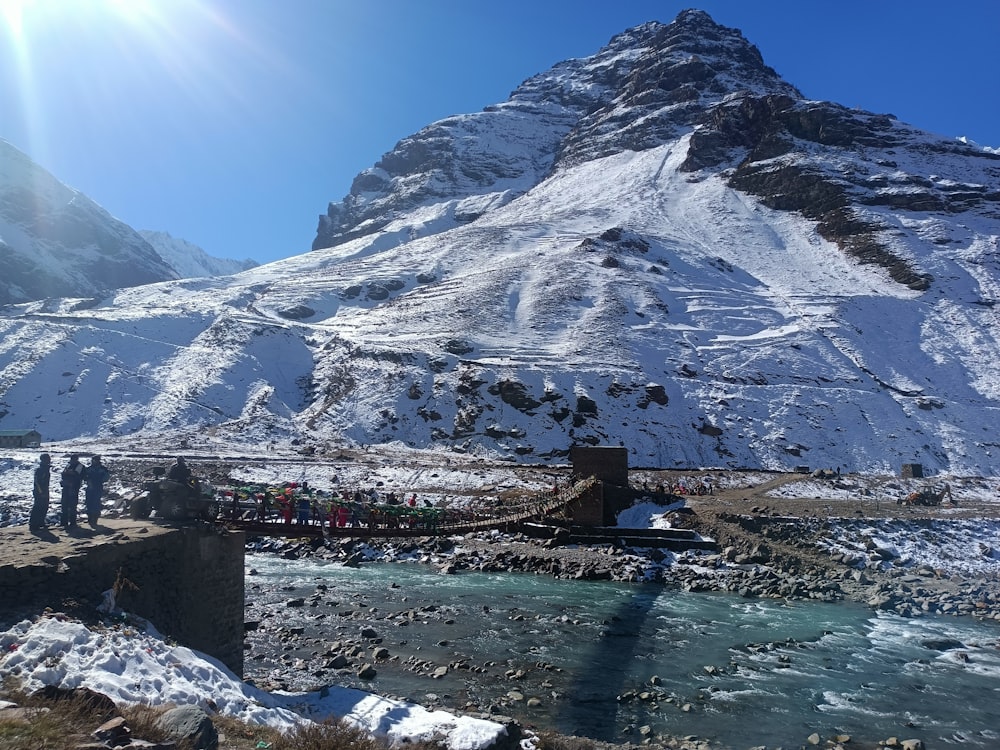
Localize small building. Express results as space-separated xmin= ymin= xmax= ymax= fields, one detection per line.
xmin=0 ymin=429 xmax=42 ymax=448
xmin=901 ymin=463 xmax=924 ymax=479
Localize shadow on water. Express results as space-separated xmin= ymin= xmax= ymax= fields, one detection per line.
xmin=556 ymin=581 xmax=666 ymax=740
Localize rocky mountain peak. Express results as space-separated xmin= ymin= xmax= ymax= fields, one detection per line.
xmin=553 ymin=10 xmax=800 ymax=169
xmin=312 ymin=10 xmax=802 ymax=251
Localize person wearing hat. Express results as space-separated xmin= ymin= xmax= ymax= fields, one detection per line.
xmin=29 ymin=453 xmax=52 ymax=531
xmin=84 ymin=455 xmax=111 ymax=527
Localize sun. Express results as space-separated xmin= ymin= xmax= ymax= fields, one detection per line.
xmin=0 ymin=0 xmax=37 ymax=38
xmin=0 ymin=0 xmax=167 ymax=41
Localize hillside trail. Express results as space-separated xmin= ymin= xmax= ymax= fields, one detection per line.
xmin=667 ymin=470 xmax=997 ymax=521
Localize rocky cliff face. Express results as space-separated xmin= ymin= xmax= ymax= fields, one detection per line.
xmin=0 ymin=140 xmax=178 ymax=306
xmin=682 ymin=94 xmax=1000 ymax=291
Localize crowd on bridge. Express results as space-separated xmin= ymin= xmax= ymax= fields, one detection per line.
xmin=223 ymin=481 xmax=445 ymax=531
xmin=24 ymin=452 xmax=574 ymax=534
xmin=219 ymin=480 xmax=524 ymax=532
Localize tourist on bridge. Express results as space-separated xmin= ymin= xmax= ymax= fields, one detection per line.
xmin=296 ymin=492 xmax=311 ymax=524
xmin=59 ymin=454 xmax=86 ymax=529
xmin=279 ymin=490 xmax=293 ymax=524
xmin=84 ymin=455 xmax=111 ymax=527
xmin=29 ymin=453 xmax=52 ymax=531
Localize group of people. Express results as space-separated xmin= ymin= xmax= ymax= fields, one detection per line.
xmin=30 ymin=453 xmax=111 ymax=532
xmin=224 ymin=482 xmax=440 ymax=531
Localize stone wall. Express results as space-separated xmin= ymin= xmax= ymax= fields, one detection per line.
xmin=569 ymin=446 xmax=629 ymax=486
xmin=0 ymin=526 xmax=246 ymax=676
xmin=564 ymin=482 xmax=605 ymax=526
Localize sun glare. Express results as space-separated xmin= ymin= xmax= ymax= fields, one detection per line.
xmin=2 ymin=0 xmax=295 ymax=166
xmin=0 ymin=0 xmax=36 ymax=37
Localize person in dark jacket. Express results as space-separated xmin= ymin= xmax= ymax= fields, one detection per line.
xmin=167 ymin=456 xmax=192 ymax=483
xmin=84 ymin=455 xmax=111 ymax=527
xmin=29 ymin=453 xmax=52 ymax=531
xmin=60 ymin=454 xmax=86 ymax=529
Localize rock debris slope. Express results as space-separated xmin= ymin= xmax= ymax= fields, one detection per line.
xmin=1 ymin=10 xmax=998 ymax=473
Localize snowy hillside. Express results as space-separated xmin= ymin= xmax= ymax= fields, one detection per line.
xmin=0 ymin=10 xmax=998 ymax=475
xmin=0 ymin=140 xmax=178 ymax=305
xmin=139 ymin=230 xmax=258 ymax=279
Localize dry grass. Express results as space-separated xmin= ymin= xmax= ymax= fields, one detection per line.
xmin=0 ymin=682 xmax=440 ymax=750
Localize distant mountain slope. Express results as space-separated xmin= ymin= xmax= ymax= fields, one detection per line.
xmin=0 ymin=10 xmax=998 ymax=475
xmin=0 ymin=140 xmax=178 ymax=306
xmin=139 ymin=230 xmax=258 ymax=279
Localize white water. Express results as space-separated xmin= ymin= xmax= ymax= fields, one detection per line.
xmin=245 ymin=555 xmax=1000 ymax=748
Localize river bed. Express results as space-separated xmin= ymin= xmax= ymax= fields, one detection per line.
xmin=243 ymin=553 xmax=1000 ymax=749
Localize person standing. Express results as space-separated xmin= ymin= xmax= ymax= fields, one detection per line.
xmin=84 ymin=455 xmax=111 ymax=527
xmin=60 ymin=454 xmax=86 ymax=529
xmin=29 ymin=453 xmax=52 ymax=531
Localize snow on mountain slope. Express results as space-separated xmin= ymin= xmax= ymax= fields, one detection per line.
xmin=139 ymin=230 xmax=258 ymax=279
xmin=0 ymin=10 xmax=998 ymax=475
xmin=0 ymin=140 xmax=178 ymax=305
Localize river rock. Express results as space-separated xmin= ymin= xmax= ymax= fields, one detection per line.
xmin=920 ymin=638 xmax=964 ymax=651
xmin=357 ymin=664 xmax=377 ymax=679
xmin=92 ymin=716 xmax=131 ymax=745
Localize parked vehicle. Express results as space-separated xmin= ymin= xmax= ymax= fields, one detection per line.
xmin=898 ymin=483 xmax=956 ymax=506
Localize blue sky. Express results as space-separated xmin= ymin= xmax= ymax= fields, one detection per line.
xmin=1 ymin=1 xmax=997 ymax=265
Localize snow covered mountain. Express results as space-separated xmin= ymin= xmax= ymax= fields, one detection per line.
xmin=0 ymin=140 xmax=179 ymax=306
xmin=1 ymin=9 xmax=999 ymax=475
xmin=139 ymin=230 xmax=258 ymax=279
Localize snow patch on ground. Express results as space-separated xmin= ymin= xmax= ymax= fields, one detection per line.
xmin=0 ymin=615 xmax=507 ymax=750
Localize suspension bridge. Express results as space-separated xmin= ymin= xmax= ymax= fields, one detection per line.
xmin=221 ymin=477 xmax=600 ymax=539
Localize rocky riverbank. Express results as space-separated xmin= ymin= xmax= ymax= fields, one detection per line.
xmin=241 ymin=499 xmax=1000 ymax=750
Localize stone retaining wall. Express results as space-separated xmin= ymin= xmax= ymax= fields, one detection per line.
xmin=0 ymin=526 xmax=245 ymax=676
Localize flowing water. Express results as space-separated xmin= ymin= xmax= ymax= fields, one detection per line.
xmin=245 ymin=554 xmax=1000 ymax=748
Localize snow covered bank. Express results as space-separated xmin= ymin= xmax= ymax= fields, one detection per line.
xmin=0 ymin=614 xmax=508 ymax=750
